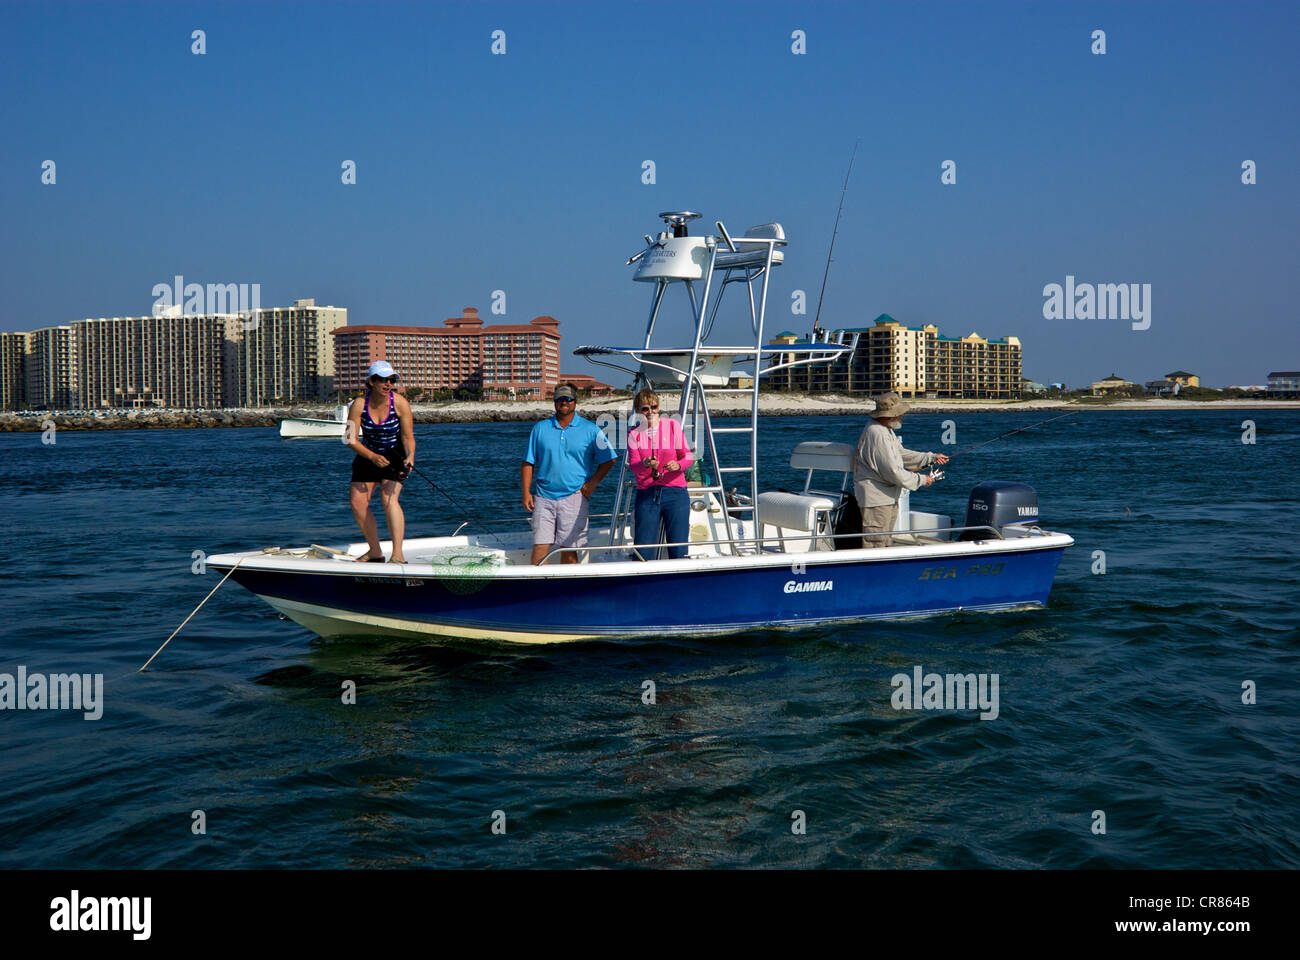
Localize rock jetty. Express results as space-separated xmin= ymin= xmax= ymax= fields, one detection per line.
xmin=1 ymin=394 xmax=1291 ymax=433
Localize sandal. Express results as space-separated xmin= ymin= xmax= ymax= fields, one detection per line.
xmin=357 ymin=553 xmax=385 ymax=562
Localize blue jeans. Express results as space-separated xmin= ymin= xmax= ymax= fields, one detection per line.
xmin=633 ymin=486 xmax=691 ymax=559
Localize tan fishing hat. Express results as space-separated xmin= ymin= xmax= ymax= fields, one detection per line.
xmin=872 ymin=391 xmax=910 ymax=418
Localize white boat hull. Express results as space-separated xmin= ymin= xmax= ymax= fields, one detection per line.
xmin=279 ymin=417 xmax=347 ymax=438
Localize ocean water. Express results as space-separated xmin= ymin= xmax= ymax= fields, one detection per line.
xmin=1 ymin=410 xmax=1297 ymax=869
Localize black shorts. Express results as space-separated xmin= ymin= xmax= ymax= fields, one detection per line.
xmin=350 ymin=443 xmax=410 ymax=484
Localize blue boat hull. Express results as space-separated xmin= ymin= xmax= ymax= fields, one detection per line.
xmin=226 ymin=543 xmax=1068 ymax=643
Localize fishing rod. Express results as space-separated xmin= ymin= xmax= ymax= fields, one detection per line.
xmin=405 ymin=463 xmax=512 ymax=546
xmin=400 ymin=463 xmax=517 ymax=546
xmin=812 ymin=138 xmax=860 ymax=336
xmin=949 ymin=411 xmax=1078 ymax=458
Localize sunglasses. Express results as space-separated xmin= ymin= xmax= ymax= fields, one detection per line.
xmin=554 ymin=397 xmax=575 ymax=404
xmin=639 ymin=405 xmax=659 ymax=412
xmin=373 ymin=376 xmax=397 ymax=384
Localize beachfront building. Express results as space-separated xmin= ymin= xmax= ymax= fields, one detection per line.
xmin=332 ymin=308 xmax=562 ymax=401
xmin=5 ymin=297 xmax=343 ymax=410
xmin=926 ymin=327 xmax=1021 ymax=399
xmin=560 ymin=373 xmax=617 ymax=397
xmin=1266 ymin=371 xmax=1300 ymax=399
xmin=864 ymin=318 xmax=929 ymax=395
xmin=766 ymin=314 xmax=1021 ymax=399
xmin=231 ymin=299 xmax=348 ymax=406
xmin=25 ymin=325 xmax=77 ymax=410
xmin=0 ymin=332 xmax=27 ymax=410
xmin=1091 ymin=374 xmax=1137 ymax=396
xmin=74 ymin=315 xmax=228 ymax=408
xmin=1146 ymin=370 xmax=1198 ymax=395
xmin=1144 ymin=378 xmax=1181 ymax=396
xmin=482 ymin=315 xmax=562 ymax=400
xmin=768 ymin=318 xmax=921 ymax=394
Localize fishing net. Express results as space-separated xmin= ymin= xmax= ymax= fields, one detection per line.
xmin=428 ymin=547 xmax=506 ymax=595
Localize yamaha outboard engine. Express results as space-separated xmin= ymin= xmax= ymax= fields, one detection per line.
xmin=960 ymin=481 xmax=1039 ymax=540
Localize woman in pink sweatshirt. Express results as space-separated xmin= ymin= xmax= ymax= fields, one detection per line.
xmin=626 ymin=388 xmax=694 ymax=559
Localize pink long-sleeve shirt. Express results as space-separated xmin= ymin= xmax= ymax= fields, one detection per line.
xmin=627 ymin=416 xmax=694 ymax=490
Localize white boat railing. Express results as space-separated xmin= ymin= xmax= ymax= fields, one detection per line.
xmin=536 ymin=524 xmax=1044 ymax=565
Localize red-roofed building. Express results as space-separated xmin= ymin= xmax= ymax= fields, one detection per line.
xmin=331 ymin=308 xmax=562 ymax=399
xmin=560 ymin=373 xmax=617 ymax=396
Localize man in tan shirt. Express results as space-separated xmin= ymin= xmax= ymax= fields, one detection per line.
xmin=853 ymin=392 xmax=949 ymax=547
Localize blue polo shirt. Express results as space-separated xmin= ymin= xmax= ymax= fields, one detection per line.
xmin=524 ymin=414 xmax=617 ymax=500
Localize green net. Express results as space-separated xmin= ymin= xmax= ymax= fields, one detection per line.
xmin=429 ymin=548 xmax=506 ymax=595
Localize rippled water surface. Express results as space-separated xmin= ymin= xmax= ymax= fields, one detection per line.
xmin=1 ymin=411 xmax=1297 ymax=868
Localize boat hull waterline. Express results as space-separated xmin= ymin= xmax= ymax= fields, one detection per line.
xmin=208 ymin=535 xmax=1071 ymax=644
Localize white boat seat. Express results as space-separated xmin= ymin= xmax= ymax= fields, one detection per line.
xmin=757 ymin=491 xmax=837 ymax=532
xmin=713 ymin=247 xmax=785 ymax=270
xmin=789 ymin=441 xmax=855 ymax=472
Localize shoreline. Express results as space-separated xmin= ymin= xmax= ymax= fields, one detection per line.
xmin=1 ymin=396 xmax=1295 ymax=432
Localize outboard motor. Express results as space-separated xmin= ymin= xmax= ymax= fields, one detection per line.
xmin=960 ymin=481 xmax=1039 ymax=540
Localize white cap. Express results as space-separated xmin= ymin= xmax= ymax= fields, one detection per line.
xmin=368 ymin=360 xmax=397 ymax=380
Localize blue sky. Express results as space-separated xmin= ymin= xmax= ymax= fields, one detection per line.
xmin=2 ymin=0 xmax=1297 ymax=387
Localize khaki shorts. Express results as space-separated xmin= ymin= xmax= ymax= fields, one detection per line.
xmin=532 ymin=490 xmax=590 ymax=548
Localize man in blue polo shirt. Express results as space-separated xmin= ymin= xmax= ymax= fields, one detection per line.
xmin=522 ymin=383 xmax=618 ymax=565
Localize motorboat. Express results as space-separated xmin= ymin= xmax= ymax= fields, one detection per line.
xmin=279 ymin=405 xmax=348 ymax=438
xmin=209 ymin=212 xmax=1072 ymax=643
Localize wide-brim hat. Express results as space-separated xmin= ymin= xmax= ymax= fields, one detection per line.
xmin=872 ymin=392 xmax=909 ymax=418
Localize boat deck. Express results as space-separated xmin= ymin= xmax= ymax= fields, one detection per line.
xmin=207 ymin=516 xmax=1072 ymax=580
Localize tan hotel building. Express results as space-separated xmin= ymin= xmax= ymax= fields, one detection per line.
xmin=5 ymin=298 xmax=346 ymax=411
xmin=233 ymin=299 xmax=348 ymax=406
xmin=333 ymin=308 xmax=562 ymax=400
xmin=26 ymin=325 xmax=77 ymax=409
xmin=0 ymin=332 xmax=28 ymax=409
xmin=75 ymin=314 xmax=229 ymax=409
xmin=769 ymin=314 xmax=1022 ymax=399
xmin=73 ymin=300 xmax=344 ymax=409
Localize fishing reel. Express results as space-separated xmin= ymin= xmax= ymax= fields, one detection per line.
xmin=725 ymin=487 xmax=753 ymax=508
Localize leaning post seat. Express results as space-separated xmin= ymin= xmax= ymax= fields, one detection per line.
xmin=789 ymin=441 xmax=855 ymax=476
xmin=712 ymin=222 xmax=788 ymax=270
xmin=756 ymin=491 xmax=839 ymax=533
xmin=756 ymin=441 xmax=856 ymax=550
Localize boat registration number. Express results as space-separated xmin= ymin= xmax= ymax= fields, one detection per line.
xmin=918 ymin=562 xmax=1005 ymax=581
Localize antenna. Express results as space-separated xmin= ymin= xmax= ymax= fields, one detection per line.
xmin=813 ymin=139 xmax=860 ymax=333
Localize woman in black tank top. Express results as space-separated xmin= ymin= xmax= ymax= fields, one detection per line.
xmin=345 ymin=362 xmax=416 ymax=563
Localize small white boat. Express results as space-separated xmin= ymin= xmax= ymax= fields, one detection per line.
xmin=279 ymin=405 xmax=348 ymax=439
